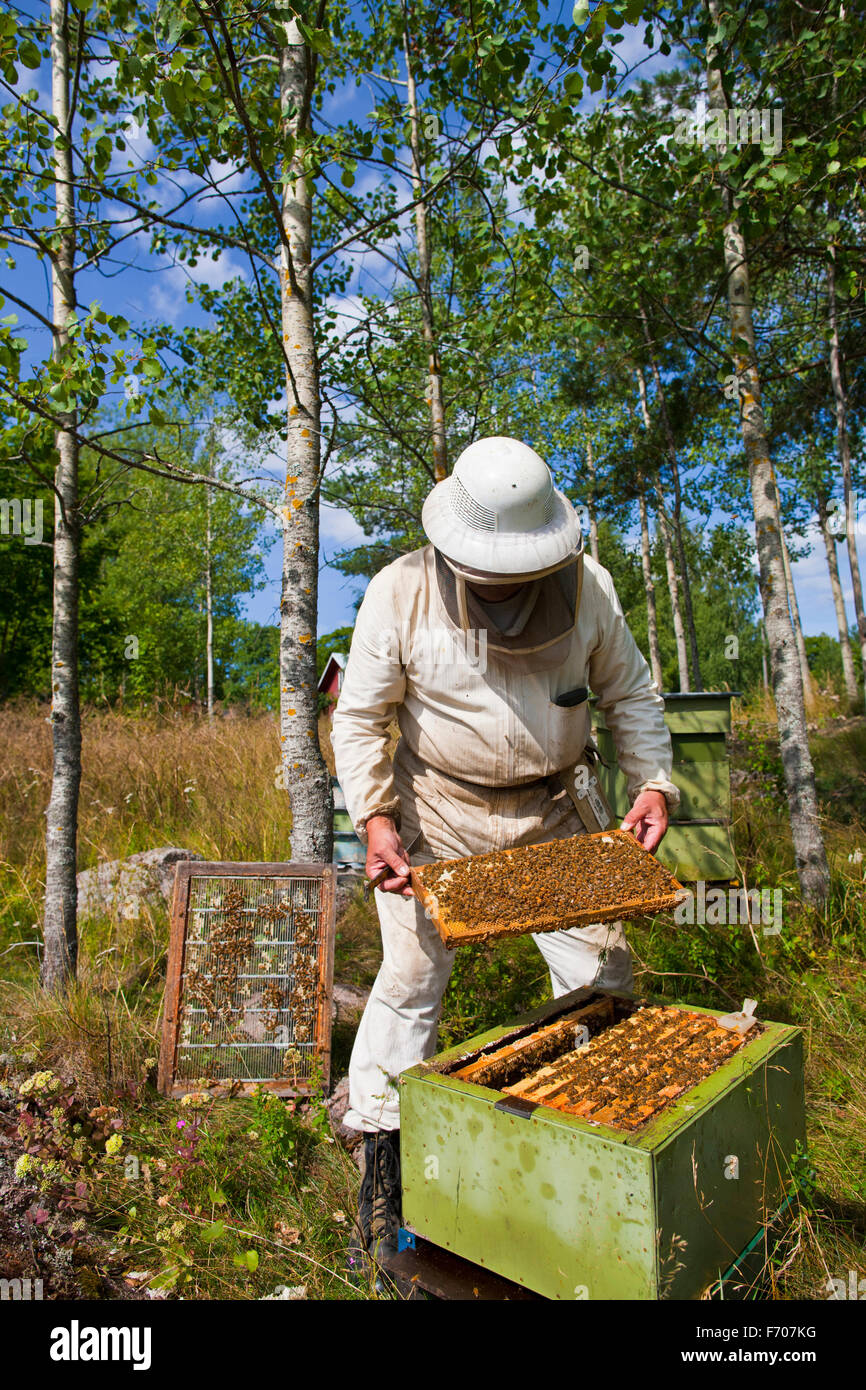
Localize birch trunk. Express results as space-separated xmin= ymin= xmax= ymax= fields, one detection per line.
xmin=637 ymin=366 xmax=690 ymax=690
xmin=42 ymin=0 xmax=81 ymax=992
xmin=826 ymin=247 xmax=866 ymax=693
xmin=639 ymin=309 xmax=703 ymax=689
xmin=403 ymin=11 xmax=447 ymax=482
xmin=585 ymin=427 xmax=600 ymax=563
xmin=817 ymin=489 xmax=859 ymax=705
xmin=638 ymin=471 xmax=664 ymax=690
xmin=706 ymin=2 xmax=829 ymax=905
xmin=778 ymin=520 xmax=815 ymax=707
xmin=278 ymin=19 xmax=332 ymax=861
xmin=205 ymin=484 xmax=214 ymax=721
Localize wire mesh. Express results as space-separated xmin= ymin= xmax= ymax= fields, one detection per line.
xmin=174 ymin=875 xmax=326 ymax=1086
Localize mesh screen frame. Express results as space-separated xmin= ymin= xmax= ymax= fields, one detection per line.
xmin=158 ymin=861 xmax=337 ymax=1099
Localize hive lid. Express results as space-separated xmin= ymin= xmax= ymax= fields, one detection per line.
xmin=410 ymin=828 xmax=686 ymax=948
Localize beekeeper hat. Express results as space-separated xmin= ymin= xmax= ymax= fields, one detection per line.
xmin=421 ymin=436 xmax=582 ymax=579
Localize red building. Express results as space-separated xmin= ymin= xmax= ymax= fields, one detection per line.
xmin=317 ymin=652 xmax=347 ymax=716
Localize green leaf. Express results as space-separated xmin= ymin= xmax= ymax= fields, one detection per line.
xmin=233 ymin=1249 xmax=259 ymax=1272
xmin=201 ymin=1220 xmax=225 ymax=1244
xmin=297 ymin=19 xmax=333 ymax=59
xmin=573 ymin=0 xmax=590 ymax=24
xmin=18 ymin=40 xmax=41 ymax=69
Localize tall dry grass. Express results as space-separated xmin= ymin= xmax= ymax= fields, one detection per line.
xmin=0 ymin=702 xmax=301 ymax=995
xmin=732 ymin=683 xmax=847 ymax=732
xmin=0 ymin=701 xmax=291 ymax=874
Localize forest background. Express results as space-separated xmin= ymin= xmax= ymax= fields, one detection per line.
xmin=0 ymin=0 xmax=865 ymax=1303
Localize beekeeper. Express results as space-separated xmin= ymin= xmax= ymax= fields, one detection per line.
xmin=331 ymin=436 xmax=680 ymax=1259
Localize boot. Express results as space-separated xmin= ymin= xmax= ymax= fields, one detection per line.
xmin=348 ymin=1130 xmax=402 ymax=1282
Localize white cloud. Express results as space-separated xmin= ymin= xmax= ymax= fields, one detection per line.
xmin=319 ymin=503 xmax=373 ymax=548
xmin=790 ymin=521 xmax=866 ymax=638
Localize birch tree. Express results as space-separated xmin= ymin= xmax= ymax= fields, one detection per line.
xmin=636 ymin=366 xmax=690 ymax=691
xmin=704 ymin=0 xmax=829 ymax=905
xmin=42 ymin=0 xmax=81 ymax=990
xmin=817 ymin=488 xmax=859 ymax=706
xmin=401 ymin=1 xmax=447 ymax=482
xmin=826 ymin=249 xmax=866 ymax=694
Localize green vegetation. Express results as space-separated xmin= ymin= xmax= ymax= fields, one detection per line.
xmin=1 ymin=701 xmax=864 ymax=1300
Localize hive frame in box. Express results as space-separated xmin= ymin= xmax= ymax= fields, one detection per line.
xmin=398 ymin=987 xmax=805 ymax=1300
xmin=158 ymin=861 xmax=337 ymax=1099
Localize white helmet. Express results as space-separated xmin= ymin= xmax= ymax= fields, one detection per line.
xmin=421 ymin=436 xmax=582 ymax=579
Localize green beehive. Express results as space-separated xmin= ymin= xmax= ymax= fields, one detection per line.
xmin=331 ymin=777 xmax=365 ymax=871
xmin=592 ymin=692 xmax=738 ymax=882
xmin=400 ymin=989 xmax=804 ymax=1301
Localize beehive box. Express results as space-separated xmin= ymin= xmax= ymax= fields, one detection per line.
xmin=400 ymin=987 xmax=804 ymax=1300
xmin=593 ymin=692 xmax=738 ymax=882
xmin=158 ymin=861 xmax=336 ymax=1098
xmin=410 ymin=830 xmax=685 ymax=948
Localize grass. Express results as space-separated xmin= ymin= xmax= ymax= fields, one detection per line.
xmin=1 ymin=698 xmax=865 ymax=1299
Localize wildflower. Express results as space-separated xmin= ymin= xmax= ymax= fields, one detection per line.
xmin=180 ymin=1092 xmax=207 ymax=1108
xmin=176 ymin=1120 xmax=186 ymax=1129
xmin=105 ymin=1134 xmax=124 ymax=1156
xmin=14 ymin=1153 xmax=35 ymax=1179
xmin=332 ymin=1210 xmax=347 ymax=1224
xmin=19 ymin=1070 xmax=62 ymax=1098
xmin=170 ymin=1220 xmax=185 ymax=1238
xmin=157 ymin=1195 xmax=170 ymax=1208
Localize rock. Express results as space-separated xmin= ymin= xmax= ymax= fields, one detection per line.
xmin=76 ymin=847 xmax=204 ymax=920
xmin=327 ymin=1074 xmax=362 ymax=1152
xmin=334 ymin=875 xmax=364 ymax=919
xmin=331 ymin=981 xmax=370 ymax=1023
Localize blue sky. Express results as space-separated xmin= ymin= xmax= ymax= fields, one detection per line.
xmin=6 ymin=1 xmax=864 ymax=648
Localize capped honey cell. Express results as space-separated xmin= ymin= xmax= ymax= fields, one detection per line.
xmin=411 ymin=829 xmax=684 ymax=947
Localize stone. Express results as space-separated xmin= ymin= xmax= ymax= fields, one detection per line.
xmin=326 ymin=1073 xmax=362 ymax=1151
xmin=331 ymin=981 xmax=370 ymax=1023
xmin=76 ymin=847 xmax=204 ymax=920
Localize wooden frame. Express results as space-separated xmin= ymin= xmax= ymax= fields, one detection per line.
xmin=410 ymin=829 xmax=686 ymax=948
xmin=158 ymin=861 xmax=337 ymax=1099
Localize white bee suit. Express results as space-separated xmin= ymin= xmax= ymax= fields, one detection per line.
xmin=331 ymin=543 xmax=679 ymax=1134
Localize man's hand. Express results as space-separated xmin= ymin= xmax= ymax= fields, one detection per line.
xmin=365 ymin=815 xmax=414 ymax=897
xmin=621 ymin=790 xmax=668 ymax=855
